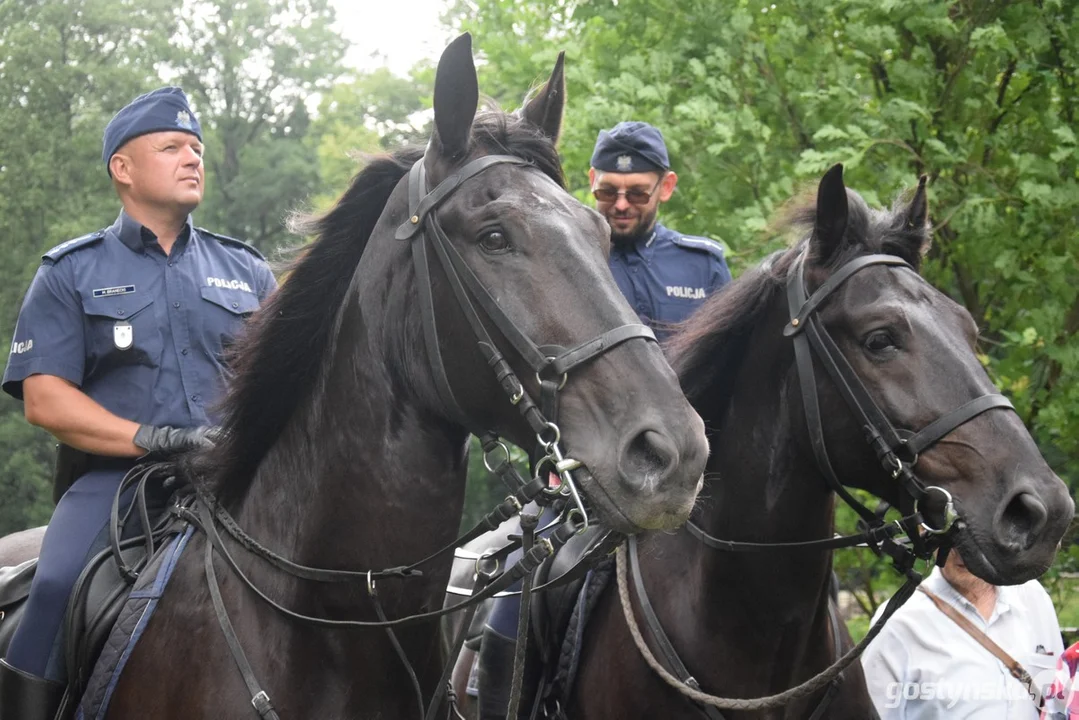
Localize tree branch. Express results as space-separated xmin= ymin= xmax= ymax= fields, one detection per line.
xmin=754 ymin=51 xmax=813 ymax=152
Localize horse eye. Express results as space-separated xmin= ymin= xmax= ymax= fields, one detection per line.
xmin=478 ymin=231 xmax=511 ymax=254
xmin=865 ymin=330 xmax=897 ymax=353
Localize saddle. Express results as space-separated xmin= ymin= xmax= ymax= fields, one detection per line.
xmin=0 ymin=466 xmax=186 ymax=720
xmin=444 ymin=512 xmax=620 ymax=719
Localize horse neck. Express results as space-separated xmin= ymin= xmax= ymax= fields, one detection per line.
xmin=668 ymin=299 xmax=836 ymax=661
xmin=231 ymin=284 xmax=469 ymax=597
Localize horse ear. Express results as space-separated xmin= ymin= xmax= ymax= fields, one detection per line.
xmin=893 ymin=175 xmax=931 ymax=269
xmin=907 ymin=175 xmax=929 ymax=228
xmin=431 ymin=33 xmax=478 ymax=162
xmin=810 ymin=163 xmax=849 ymax=265
xmin=520 ymin=52 xmax=566 ymax=143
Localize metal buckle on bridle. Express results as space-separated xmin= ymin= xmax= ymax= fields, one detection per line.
xmin=918 ymin=485 xmax=958 ymax=535
xmin=507 ymin=382 xmax=524 ymax=405
xmin=483 ymin=440 xmax=512 ymax=473
xmin=537 ymin=359 xmax=568 ymax=391
xmin=475 ymin=549 xmax=501 ymax=580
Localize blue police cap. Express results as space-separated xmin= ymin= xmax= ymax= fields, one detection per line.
xmin=590 ymin=121 xmax=670 ymax=173
xmin=102 ymin=86 xmax=202 ymax=173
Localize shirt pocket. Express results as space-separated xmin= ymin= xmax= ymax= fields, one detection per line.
xmin=199 ymin=286 xmax=259 ymax=358
xmin=1027 ymin=652 xmax=1061 ymax=705
xmin=81 ymin=292 xmax=162 ymax=370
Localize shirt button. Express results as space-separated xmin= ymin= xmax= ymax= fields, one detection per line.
xmin=181 ymin=348 xmax=189 ymax=356
xmin=173 ymin=302 xmax=180 ymax=308
xmin=116 ymin=309 xmax=125 ymax=316
xmin=231 ymin=302 xmax=239 ymax=309
xmin=167 ymin=261 xmax=172 ymax=267
xmin=191 ymin=394 xmax=200 ymax=402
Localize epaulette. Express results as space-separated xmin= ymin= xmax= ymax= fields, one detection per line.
xmin=196 ymin=227 xmax=266 ymax=261
xmin=42 ymin=230 xmax=106 ymax=263
xmin=672 ymin=234 xmax=726 ymax=261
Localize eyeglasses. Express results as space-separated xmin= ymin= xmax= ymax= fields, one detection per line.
xmin=591 ymin=177 xmax=663 ymax=206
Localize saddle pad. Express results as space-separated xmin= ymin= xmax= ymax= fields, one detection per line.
xmin=76 ymin=526 xmax=194 ymax=720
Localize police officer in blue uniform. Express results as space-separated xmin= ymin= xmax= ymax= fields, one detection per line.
xmin=0 ymin=86 xmax=276 ymax=719
xmin=590 ymin=121 xmax=731 ymax=340
xmin=470 ymin=123 xmax=733 ymax=719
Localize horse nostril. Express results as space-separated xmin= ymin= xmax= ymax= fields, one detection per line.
xmin=999 ymin=492 xmax=1049 ymax=549
xmin=620 ymin=429 xmax=678 ymax=491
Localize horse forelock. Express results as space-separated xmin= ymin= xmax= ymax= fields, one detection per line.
xmin=469 ymin=108 xmax=566 ymax=189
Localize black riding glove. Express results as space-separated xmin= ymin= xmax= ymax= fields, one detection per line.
xmin=133 ymin=425 xmax=218 ymax=456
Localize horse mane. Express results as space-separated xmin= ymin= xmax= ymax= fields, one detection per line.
xmin=199 ymin=108 xmax=565 ymax=503
xmin=668 ymin=185 xmax=930 ymax=411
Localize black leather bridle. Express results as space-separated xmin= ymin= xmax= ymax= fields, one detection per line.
xmin=395 ymin=153 xmax=657 ymax=528
xmin=783 ymin=250 xmax=1016 ymax=565
xmin=165 ymin=152 xmax=660 ymax=720
xmin=619 ymin=250 xmax=1020 ymax=720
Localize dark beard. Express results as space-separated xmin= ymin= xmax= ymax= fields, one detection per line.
xmin=609 ymin=207 xmax=659 ymax=245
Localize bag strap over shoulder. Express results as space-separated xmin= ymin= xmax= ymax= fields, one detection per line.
xmin=917 ymin=586 xmax=1039 ymax=706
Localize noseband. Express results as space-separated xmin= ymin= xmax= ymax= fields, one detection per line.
xmin=784 ymin=251 xmax=1015 ymax=564
xmin=395 ymin=154 xmax=657 ymax=529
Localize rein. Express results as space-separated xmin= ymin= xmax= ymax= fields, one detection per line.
xmin=617 ymin=250 xmax=1019 ymax=717
xmin=617 ymin=539 xmax=922 ymax=715
xmin=784 ymin=252 xmax=1013 ymax=564
xmin=175 ymin=152 xmax=656 ymax=718
xmin=395 ymin=154 xmax=656 ymax=530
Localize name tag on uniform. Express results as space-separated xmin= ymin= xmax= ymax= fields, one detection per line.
xmin=113 ymin=321 xmax=133 ymax=350
xmin=93 ymin=285 xmax=136 ymax=298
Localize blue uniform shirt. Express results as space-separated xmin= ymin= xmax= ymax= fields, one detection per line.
xmin=2 ymin=211 xmax=276 ymax=428
xmin=608 ymin=222 xmax=731 ymax=339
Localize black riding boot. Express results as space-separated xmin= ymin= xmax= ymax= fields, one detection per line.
xmin=477 ymin=627 xmax=536 ymax=720
xmin=0 ymin=658 xmax=64 ymax=720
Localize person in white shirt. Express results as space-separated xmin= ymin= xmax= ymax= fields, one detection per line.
xmin=861 ymin=549 xmax=1063 ymax=719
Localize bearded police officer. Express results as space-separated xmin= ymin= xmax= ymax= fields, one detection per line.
xmin=590 ymin=121 xmax=731 ymax=340
xmin=0 ymin=86 xmax=276 ymax=718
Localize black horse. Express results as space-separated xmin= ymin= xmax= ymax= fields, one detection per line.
xmin=0 ymin=35 xmax=709 ymax=719
xmin=453 ymin=166 xmax=1075 ymax=719
xmin=568 ymin=166 xmax=1074 ymax=719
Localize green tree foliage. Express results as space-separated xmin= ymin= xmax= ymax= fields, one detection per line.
xmin=307 ymin=66 xmax=434 ymax=209
xmin=168 ymin=0 xmax=348 ymax=251
xmin=0 ymin=0 xmax=183 ymax=535
xmin=0 ymin=0 xmax=348 ymax=535
xmin=449 ymin=0 xmax=1079 ymax=609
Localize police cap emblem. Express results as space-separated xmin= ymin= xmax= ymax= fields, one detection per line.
xmin=616 ymin=154 xmax=633 ymax=172
xmin=176 ymin=110 xmax=193 ymax=130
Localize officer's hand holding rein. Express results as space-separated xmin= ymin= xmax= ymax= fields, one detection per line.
xmin=133 ymin=424 xmax=218 ymax=456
